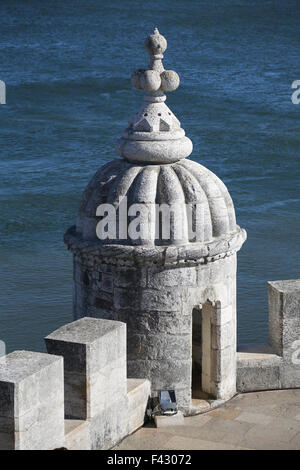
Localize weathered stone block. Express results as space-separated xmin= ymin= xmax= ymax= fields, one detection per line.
xmin=153 ymin=360 xmax=192 ymax=398
xmin=73 ymin=291 xmax=88 ymax=320
xmin=45 ymin=317 xmax=127 ymax=420
xmin=268 ymin=283 xmax=284 ymax=356
xmin=147 ymin=313 xmax=192 ymax=336
xmin=127 ymin=358 xmax=191 ymax=392
xmin=212 ymin=374 xmax=236 ymax=399
xmin=74 ymin=281 xmax=89 ymax=312
xmin=280 ymin=363 xmax=300 ymax=389
xmin=237 ymin=363 xmax=280 ymax=392
xmin=211 ymin=321 xmax=234 ymax=350
xmin=207 ymin=235 xmax=229 ymax=256
xmin=87 ymin=305 xmax=116 ymax=320
xmin=0 ymin=381 xmax=14 ymax=419
xmin=174 ymin=387 xmax=192 ymax=414
xmin=140 ymin=289 xmax=182 ymax=312
xmin=73 ymin=262 xmax=88 ymax=285
xmin=114 ymin=288 xmax=140 ymax=310
xmin=209 ymin=255 xmax=236 ymax=283
xmin=154 ymin=410 xmax=184 ymax=427
xmin=211 ymin=345 xmax=235 ymax=383
xmin=88 ymin=290 xmax=114 ymax=311
xmin=127 ymin=378 xmax=151 ymax=434
xmin=89 ymin=395 xmax=128 ymax=450
xmin=89 ymin=359 xmax=126 ymax=416
xmin=195 ymin=263 xmax=210 ymax=285
xmin=127 ymin=333 xmax=191 ymax=361
xmin=118 ymin=311 xmax=191 ymax=338
xmin=147 ymin=266 xmax=197 ymax=288
xmin=114 ymin=267 xmax=147 ymax=288
xmin=268 ymin=280 xmax=300 ymax=358
xmin=237 ymin=345 xmax=282 ymax=392
xmin=205 ymin=282 xmax=232 ymax=308
xmin=64 ymin=419 xmax=90 ymax=450
xmin=0 ymin=351 xmax=64 ymax=450
xmin=98 ymin=262 xmax=113 ymax=274
xmin=211 ymin=303 xmax=233 ymax=326
xmin=101 ymin=273 xmax=113 ymax=293
xmin=181 ymin=287 xmax=202 ymax=312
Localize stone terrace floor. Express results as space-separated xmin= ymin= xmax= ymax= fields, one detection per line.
xmin=116 ymin=389 xmax=300 ymax=450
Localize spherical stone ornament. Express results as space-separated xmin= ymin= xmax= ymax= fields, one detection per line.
xmin=144 ymin=27 xmax=167 ymax=55
xmin=131 ymin=69 xmax=145 ymax=90
xmin=161 ymin=70 xmax=180 ymax=92
xmin=140 ymin=70 xmax=161 ymax=93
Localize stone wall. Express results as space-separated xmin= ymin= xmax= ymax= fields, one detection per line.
xmin=71 ymin=238 xmax=238 ymax=414
xmin=237 ymin=280 xmax=300 ymax=392
xmin=0 ymin=351 xmax=64 ymax=450
xmin=1 ymin=281 xmax=299 ymax=449
xmin=0 ymin=318 xmax=150 ymax=450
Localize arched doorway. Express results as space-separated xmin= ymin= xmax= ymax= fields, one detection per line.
xmin=192 ymin=302 xmax=215 ymax=400
xmin=192 ymin=306 xmax=202 ymax=398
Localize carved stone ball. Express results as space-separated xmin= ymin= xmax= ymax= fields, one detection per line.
xmin=144 ymin=29 xmax=167 ymax=55
xmin=131 ymin=69 xmax=145 ymax=90
xmin=140 ymin=70 xmax=161 ymax=93
xmin=161 ymin=70 xmax=180 ymax=92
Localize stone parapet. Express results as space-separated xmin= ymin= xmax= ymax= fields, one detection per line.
xmin=45 ymin=317 xmax=127 ymax=422
xmin=0 ymin=318 xmax=150 ymax=450
xmin=0 ymin=351 xmax=64 ymax=450
xmin=237 ymin=280 xmax=300 ymax=393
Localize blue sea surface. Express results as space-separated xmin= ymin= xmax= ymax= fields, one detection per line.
xmin=0 ymin=0 xmax=299 ymax=353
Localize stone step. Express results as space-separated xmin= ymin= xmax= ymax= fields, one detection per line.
xmin=127 ymin=378 xmax=151 ymax=435
xmin=237 ymin=343 xmax=282 ymax=392
xmin=154 ymin=410 xmax=184 ymax=427
xmin=64 ymin=419 xmax=89 ymax=450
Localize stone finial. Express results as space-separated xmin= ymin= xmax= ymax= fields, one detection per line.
xmin=145 ymin=28 xmax=167 ymax=57
xmin=116 ymin=29 xmax=193 ymax=164
xmin=131 ymin=28 xmax=180 ymax=96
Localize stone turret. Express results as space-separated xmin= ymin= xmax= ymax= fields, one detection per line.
xmin=65 ymin=29 xmax=247 ymax=414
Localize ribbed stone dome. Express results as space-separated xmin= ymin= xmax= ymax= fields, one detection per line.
xmin=72 ymin=29 xmax=243 ymax=249
xmin=76 ymin=157 xmax=237 ymax=246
